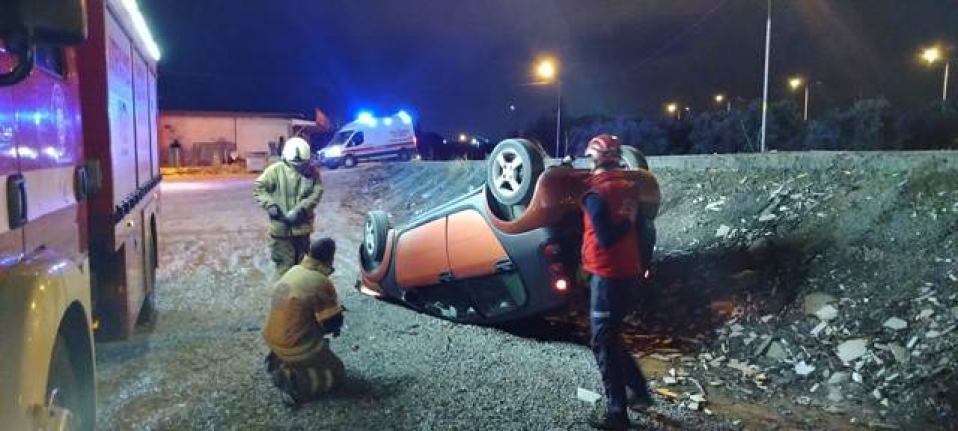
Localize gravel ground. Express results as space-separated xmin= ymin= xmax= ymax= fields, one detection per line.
xmin=94 ymin=169 xmax=733 ymax=430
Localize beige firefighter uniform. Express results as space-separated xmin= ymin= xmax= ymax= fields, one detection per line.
xmin=253 ymin=160 xmax=324 ymax=278
xmin=263 ymin=257 xmax=345 ymax=401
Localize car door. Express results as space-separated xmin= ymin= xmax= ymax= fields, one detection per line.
xmin=393 ymin=216 xmax=450 ymax=288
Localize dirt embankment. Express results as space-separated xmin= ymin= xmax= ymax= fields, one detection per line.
xmin=348 ymin=151 xmax=958 ymax=429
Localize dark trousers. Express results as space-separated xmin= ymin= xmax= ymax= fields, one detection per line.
xmin=590 ymin=275 xmax=650 ymax=423
xmin=270 ymin=235 xmax=310 ymax=280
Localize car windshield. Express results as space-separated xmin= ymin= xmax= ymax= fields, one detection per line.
xmin=327 ymin=130 xmax=354 ymax=147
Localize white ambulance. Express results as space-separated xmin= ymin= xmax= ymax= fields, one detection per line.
xmin=316 ymin=111 xmax=418 ymax=168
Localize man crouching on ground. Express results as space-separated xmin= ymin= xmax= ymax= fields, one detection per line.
xmin=263 ymin=237 xmax=346 ymax=408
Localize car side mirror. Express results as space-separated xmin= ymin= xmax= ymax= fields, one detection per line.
xmin=0 ymin=0 xmax=88 ymax=45
xmin=0 ymin=0 xmax=87 ymax=86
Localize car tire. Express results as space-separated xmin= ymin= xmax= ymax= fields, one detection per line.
xmin=621 ymin=146 xmax=649 ymax=170
xmin=343 ymin=155 xmax=358 ymax=168
xmin=486 ymin=139 xmax=545 ymax=206
xmin=397 ymin=149 xmax=411 ymax=161
xmin=362 ymin=211 xmax=390 ymax=265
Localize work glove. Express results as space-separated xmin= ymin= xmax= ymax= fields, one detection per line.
xmin=266 ymin=204 xmax=282 ymax=220
xmin=323 ymin=312 xmax=344 ymax=337
xmin=284 ymin=208 xmax=302 ymax=224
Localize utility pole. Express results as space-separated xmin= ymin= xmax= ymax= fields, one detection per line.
xmin=759 ymin=0 xmax=772 ymax=152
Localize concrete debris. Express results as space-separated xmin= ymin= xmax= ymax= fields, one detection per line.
xmin=852 ymin=372 xmax=863 ymax=384
xmin=576 ymin=387 xmax=602 ymax=405
xmin=836 ymin=339 xmax=869 ymax=363
xmin=794 ymin=361 xmax=816 ymax=377
xmin=882 ymin=317 xmax=908 ymax=331
xmin=814 ymin=304 xmax=839 ymax=321
xmin=662 ymin=376 xmax=679 ymax=385
xmin=918 ymin=309 xmax=934 ymax=320
xmin=803 ymin=292 xmax=837 ymax=316
xmin=689 ymin=394 xmax=707 ymax=403
xmin=687 ymin=401 xmax=701 ymax=411
xmin=758 ymin=213 xmax=777 ymax=222
xmin=726 ymin=359 xmax=760 ymax=377
xmin=926 ymin=330 xmax=942 ymax=339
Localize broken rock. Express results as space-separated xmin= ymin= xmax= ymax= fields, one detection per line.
xmin=577 ymin=387 xmax=602 ymax=405
xmin=814 ymin=304 xmax=839 ymax=321
xmin=715 ymin=224 xmax=731 ymax=238
xmin=836 ymin=339 xmax=869 ymax=363
xmin=888 ymin=343 xmax=909 ymax=364
xmin=794 ymin=361 xmax=816 ymax=377
xmin=803 ymin=292 xmax=837 ymax=316
xmin=827 ymin=371 xmax=850 ymax=386
xmin=764 ymin=341 xmax=787 ymax=361
xmin=882 ymin=317 xmax=908 ymax=331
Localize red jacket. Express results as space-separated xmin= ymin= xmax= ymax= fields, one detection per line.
xmin=580 ymin=170 xmax=643 ymax=279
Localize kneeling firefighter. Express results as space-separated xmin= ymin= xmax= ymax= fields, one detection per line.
xmin=263 ymin=237 xmax=346 ymax=407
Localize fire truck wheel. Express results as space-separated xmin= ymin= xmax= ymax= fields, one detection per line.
xmin=397 ymin=149 xmax=411 ymax=161
xmin=48 ymin=334 xmax=94 ymax=431
xmin=343 ymin=155 xmax=358 ymax=168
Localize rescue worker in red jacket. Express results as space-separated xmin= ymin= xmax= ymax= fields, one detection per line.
xmin=263 ymin=237 xmax=345 ymax=408
xmin=580 ymin=134 xmax=656 ymax=430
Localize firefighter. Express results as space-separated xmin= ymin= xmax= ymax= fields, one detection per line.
xmin=263 ymin=237 xmax=346 ymax=408
xmin=580 ymin=134 xmax=655 ymax=430
xmin=253 ymin=136 xmax=324 ymax=279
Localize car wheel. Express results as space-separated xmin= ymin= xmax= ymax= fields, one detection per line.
xmin=343 ymin=155 xmax=358 ymax=168
xmin=621 ymin=146 xmax=649 ymax=170
xmin=486 ymin=139 xmax=545 ymax=206
xmin=397 ymin=149 xmax=411 ymax=161
xmin=362 ymin=211 xmax=390 ymax=265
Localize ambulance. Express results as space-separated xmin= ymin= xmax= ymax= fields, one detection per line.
xmin=316 ymin=111 xmax=418 ymax=168
xmin=0 ymin=0 xmax=162 ymax=428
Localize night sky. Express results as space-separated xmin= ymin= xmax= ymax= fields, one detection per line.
xmin=140 ymin=0 xmax=958 ymax=138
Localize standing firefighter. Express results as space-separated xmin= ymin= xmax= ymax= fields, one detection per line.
xmin=263 ymin=238 xmax=346 ymax=407
xmin=253 ymin=137 xmax=324 ymax=279
xmin=580 ymin=134 xmax=657 ymax=430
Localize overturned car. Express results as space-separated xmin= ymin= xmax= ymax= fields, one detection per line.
xmin=357 ymin=138 xmax=660 ymax=324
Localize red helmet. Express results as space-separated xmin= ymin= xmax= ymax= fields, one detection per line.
xmin=585 ymin=134 xmax=623 ymax=167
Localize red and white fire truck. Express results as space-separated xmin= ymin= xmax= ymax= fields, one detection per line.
xmin=0 ymin=0 xmax=161 ymax=428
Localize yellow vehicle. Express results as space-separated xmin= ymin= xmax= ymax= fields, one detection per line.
xmin=0 ymin=0 xmax=161 ymax=429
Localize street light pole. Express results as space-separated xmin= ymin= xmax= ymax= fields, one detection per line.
xmin=759 ymin=0 xmax=772 ymax=152
xmin=943 ymin=61 xmax=950 ymax=112
xmin=555 ymin=79 xmax=562 ymax=158
xmin=803 ymin=83 xmax=809 ymax=121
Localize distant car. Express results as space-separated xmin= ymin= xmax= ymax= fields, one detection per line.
xmin=356 ymin=139 xmax=660 ymax=324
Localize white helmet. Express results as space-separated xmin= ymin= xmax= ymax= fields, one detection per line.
xmin=282 ymin=137 xmax=311 ymax=165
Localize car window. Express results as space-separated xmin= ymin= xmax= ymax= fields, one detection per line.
xmin=351 ymin=132 xmax=365 ymax=147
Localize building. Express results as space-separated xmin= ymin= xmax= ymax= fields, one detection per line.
xmin=159 ymin=110 xmax=321 ymax=167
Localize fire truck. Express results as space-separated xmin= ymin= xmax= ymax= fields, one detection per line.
xmin=0 ymin=0 xmax=161 ymax=429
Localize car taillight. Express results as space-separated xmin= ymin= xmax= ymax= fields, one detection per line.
xmin=542 ymin=242 xmax=561 ymax=260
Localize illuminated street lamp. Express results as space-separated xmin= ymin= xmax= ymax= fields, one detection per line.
xmin=714 ymin=94 xmax=731 ymax=113
xmin=458 ymin=133 xmax=468 ymax=143
xmin=788 ymin=76 xmax=810 ymax=122
xmin=921 ymin=45 xmax=950 ymax=112
xmin=666 ymin=103 xmax=678 ymax=119
xmin=534 ymin=57 xmax=562 ymax=157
